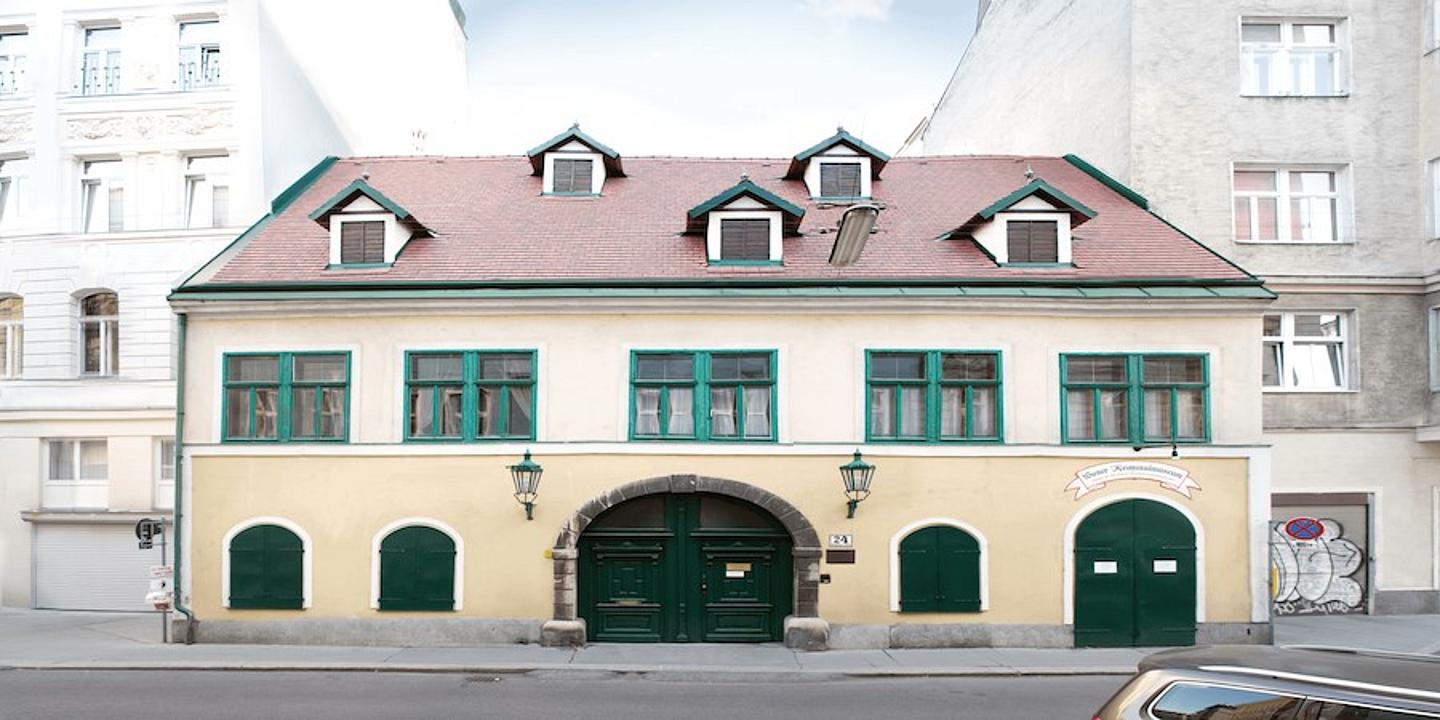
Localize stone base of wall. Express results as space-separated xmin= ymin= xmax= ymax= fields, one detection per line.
xmin=829 ymin=622 xmax=1272 ymax=649
xmin=179 ymin=618 xmax=543 ymax=646
xmin=1373 ymin=589 xmax=1440 ymax=615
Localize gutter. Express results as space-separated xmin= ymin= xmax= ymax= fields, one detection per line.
xmin=171 ymin=312 xmax=195 ymax=643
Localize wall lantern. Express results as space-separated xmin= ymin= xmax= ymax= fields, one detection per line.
xmin=508 ymin=450 xmax=543 ymax=520
xmin=838 ymin=449 xmax=875 ymax=519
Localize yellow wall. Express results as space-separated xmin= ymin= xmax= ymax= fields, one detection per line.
xmin=191 ymin=453 xmax=1254 ymax=625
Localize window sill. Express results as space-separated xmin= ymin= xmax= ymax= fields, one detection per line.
xmin=629 ymin=437 xmax=779 ymax=444
xmin=220 ymin=438 xmax=350 ymax=444
xmin=541 ymin=192 xmax=601 ymax=198
xmin=403 ymin=436 xmax=536 ymax=443
xmin=1233 ymin=239 xmax=1354 ymax=246
xmin=867 ymin=438 xmax=1005 ymax=444
xmin=1262 ymin=387 xmax=1357 ymax=394
xmin=812 ymin=196 xmax=871 ymax=205
xmin=1000 ymin=262 xmax=1073 ymax=268
xmin=325 ymin=262 xmax=393 ymax=271
xmin=1061 ymin=440 xmax=1210 ymax=446
xmin=706 ymin=261 xmax=784 ymax=271
xmin=1239 ymin=92 xmax=1349 ymax=99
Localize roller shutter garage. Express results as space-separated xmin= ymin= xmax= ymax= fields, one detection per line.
xmin=33 ymin=524 xmax=165 ymax=611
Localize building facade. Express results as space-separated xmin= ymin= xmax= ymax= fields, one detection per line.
xmin=0 ymin=0 xmax=466 ymax=610
xmin=168 ymin=129 xmax=1275 ymax=649
xmin=921 ymin=0 xmax=1440 ymax=615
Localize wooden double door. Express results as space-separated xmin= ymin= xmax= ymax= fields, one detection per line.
xmin=578 ymin=493 xmax=793 ymax=643
xmin=1074 ymin=499 xmax=1197 ymax=647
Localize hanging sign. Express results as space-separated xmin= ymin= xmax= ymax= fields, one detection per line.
xmin=1065 ymin=461 xmax=1198 ymax=500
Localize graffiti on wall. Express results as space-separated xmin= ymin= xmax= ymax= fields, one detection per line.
xmin=1270 ymin=517 xmax=1366 ymax=616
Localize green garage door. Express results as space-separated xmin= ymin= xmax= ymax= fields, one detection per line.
xmin=579 ymin=493 xmax=793 ymax=643
xmin=1074 ymin=499 xmax=1196 ymax=647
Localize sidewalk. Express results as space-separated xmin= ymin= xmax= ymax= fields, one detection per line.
xmin=2 ymin=609 xmax=1437 ymax=678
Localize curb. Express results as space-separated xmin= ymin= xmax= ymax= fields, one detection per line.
xmin=0 ymin=661 xmax=1137 ymax=678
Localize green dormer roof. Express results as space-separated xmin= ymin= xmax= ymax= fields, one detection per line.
xmin=308 ymin=178 xmax=430 ymax=233
xmin=685 ymin=178 xmax=805 ymax=235
xmin=975 ymin=178 xmax=1096 ymax=222
xmin=784 ymin=128 xmax=891 ymax=179
xmin=526 ymin=124 xmax=625 ymax=176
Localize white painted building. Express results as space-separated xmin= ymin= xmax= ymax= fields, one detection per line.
xmin=0 ymin=0 xmax=467 ymax=610
xmin=921 ymin=0 xmax=1440 ymax=614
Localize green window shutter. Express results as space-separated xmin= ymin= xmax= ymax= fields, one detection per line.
xmin=899 ymin=525 xmax=982 ymax=614
xmin=379 ymin=526 xmax=456 ymax=611
xmin=228 ymin=524 xmax=303 ymax=610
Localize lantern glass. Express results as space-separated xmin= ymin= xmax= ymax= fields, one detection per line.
xmin=509 ymin=451 xmax=543 ymax=499
xmin=839 ymin=450 xmax=874 ymax=497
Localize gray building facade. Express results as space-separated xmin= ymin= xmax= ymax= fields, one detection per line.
xmin=923 ymin=0 xmax=1440 ymax=614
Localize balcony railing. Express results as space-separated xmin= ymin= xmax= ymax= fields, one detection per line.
xmin=0 ymin=68 xmax=22 ymax=96
xmin=178 ymin=56 xmax=221 ymax=91
xmin=79 ymin=64 xmax=121 ymax=96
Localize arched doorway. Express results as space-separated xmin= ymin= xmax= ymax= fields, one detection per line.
xmin=579 ymin=493 xmax=792 ymax=642
xmin=545 ymin=474 xmax=823 ymax=648
xmin=1074 ymin=498 xmax=1197 ymax=647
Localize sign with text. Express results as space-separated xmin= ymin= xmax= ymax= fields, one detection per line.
xmin=1065 ymin=461 xmax=1198 ymax=500
xmin=828 ymin=534 xmax=854 ymax=548
xmin=134 ymin=518 xmax=165 ymax=550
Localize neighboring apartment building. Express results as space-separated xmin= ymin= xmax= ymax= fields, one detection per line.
xmin=166 ymin=127 xmax=1275 ymax=649
xmin=0 ymin=0 xmax=467 ymax=611
xmin=921 ymin=0 xmax=1440 ymax=615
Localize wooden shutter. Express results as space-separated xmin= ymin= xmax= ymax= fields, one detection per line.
xmin=553 ymin=158 xmax=593 ymax=194
xmin=820 ymin=163 xmax=862 ymax=197
xmin=720 ymin=218 xmax=771 ymax=261
xmin=379 ymin=526 xmax=456 ymax=611
xmin=899 ymin=526 xmax=981 ymax=613
xmin=341 ymin=220 xmax=386 ymax=264
xmin=1006 ymin=221 xmax=1059 ymax=263
xmin=229 ymin=524 xmax=304 ymax=609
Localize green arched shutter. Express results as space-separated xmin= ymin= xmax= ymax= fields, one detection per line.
xmin=899 ymin=525 xmax=981 ymax=613
xmin=229 ymin=524 xmax=304 ymax=609
xmin=379 ymin=526 xmax=456 ymax=611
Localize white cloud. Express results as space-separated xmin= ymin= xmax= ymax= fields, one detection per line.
xmin=803 ymin=0 xmax=894 ymax=21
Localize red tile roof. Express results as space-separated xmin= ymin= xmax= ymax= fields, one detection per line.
xmin=198 ymin=155 xmax=1255 ymax=287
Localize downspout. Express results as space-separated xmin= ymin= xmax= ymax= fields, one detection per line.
xmin=172 ymin=312 xmax=196 ymax=643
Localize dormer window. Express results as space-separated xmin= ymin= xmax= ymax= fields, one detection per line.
xmin=956 ymin=177 xmax=1095 ymax=266
xmin=309 ymin=177 xmax=431 ymax=269
xmin=1006 ymin=220 xmax=1058 ymax=263
xmin=527 ymin=125 xmax=624 ymax=196
xmin=686 ymin=177 xmax=804 ymax=265
xmin=786 ymin=128 xmax=889 ymax=200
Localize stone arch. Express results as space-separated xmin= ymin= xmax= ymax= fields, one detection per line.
xmin=543 ymin=474 xmax=826 ymax=649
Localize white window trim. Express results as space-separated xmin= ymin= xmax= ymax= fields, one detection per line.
xmin=78 ymin=295 xmax=119 ymax=377
xmin=1429 ymin=306 xmax=1440 ymax=392
xmin=1238 ymin=16 xmax=1348 ymax=97
xmin=542 ymin=151 xmax=604 ymax=195
xmin=176 ymin=17 xmax=222 ymax=91
xmin=155 ymin=437 xmax=176 ymax=510
xmin=369 ymin=517 xmax=465 ymax=611
xmin=0 ymin=155 xmax=27 ymax=232
xmin=805 ymin=156 xmax=872 ymax=199
xmin=0 ymin=296 xmax=20 ymax=379
xmin=184 ymin=154 xmax=229 ymax=229
xmin=1429 ymin=158 xmax=1440 ymax=241
xmin=889 ymin=518 xmax=990 ymax=612
xmin=0 ymin=29 xmax=29 ymax=97
xmin=1429 ymin=0 xmax=1440 ymax=54
xmin=1262 ymin=311 xmax=1352 ymax=392
xmin=707 ymin=210 xmax=783 ymax=263
xmin=80 ymin=158 xmax=125 ymax=234
xmin=329 ymin=212 xmax=401 ymax=266
xmin=1232 ymin=164 xmax=1348 ymax=244
xmin=42 ymin=438 xmax=109 ymax=510
xmin=1062 ymin=492 xmax=1206 ymax=625
xmin=221 ymin=516 xmax=313 ymax=609
xmin=78 ymin=22 xmax=123 ymax=96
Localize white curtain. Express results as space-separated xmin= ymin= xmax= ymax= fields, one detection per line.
xmin=743 ymin=387 xmax=770 ymax=438
xmin=971 ymin=387 xmax=996 ymax=437
xmin=667 ymin=388 xmax=694 ymax=435
xmin=635 ymin=388 xmax=660 ymax=435
xmin=940 ymin=387 xmax=965 ymax=436
xmin=710 ymin=387 xmax=737 ymax=437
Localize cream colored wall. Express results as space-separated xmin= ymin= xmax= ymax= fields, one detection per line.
xmin=182 ymin=309 xmax=1264 ymax=447
xmin=189 ymin=453 xmax=1255 ymax=625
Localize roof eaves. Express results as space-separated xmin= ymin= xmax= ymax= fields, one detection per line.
xmin=308 ymin=178 xmax=413 ymax=228
xmin=525 ymin=126 xmax=625 ymax=176
xmin=1062 ymin=154 xmax=1149 ymax=210
xmin=976 ymin=178 xmax=1097 ymax=221
xmin=686 ymin=179 xmax=807 ymax=225
xmin=784 ymin=129 xmax=892 ymax=179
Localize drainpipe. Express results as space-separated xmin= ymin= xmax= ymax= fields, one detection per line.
xmin=171 ymin=312 xmax=196 ymax=643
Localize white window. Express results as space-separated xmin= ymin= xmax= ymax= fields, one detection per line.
xmin=155 ymin=438 xmax=175 ymax=510
xmin=1431 ymin=307 xmax=1440 ymax=392
xmin=1429 ymin=157 xmax=1440 ymax=239
xmin=185 ymin=155 xmax=229 ymax=228
xmin=1263 ymin=312 xmax=1349 ymax=390
xmin=1241 ymin=19 xmax=1344 ymax=97
xmin=0 ymin=31 xmax=27 ymax=96
xmin=177 ymin=20 xmax=221 ymax=90
xmin=80 ymin=25 xmax=122 ymax=96
xmin=79 ymin=291 xmax=118 ymax=376
xmin=44 ymin=439 xmax=108 ymax=509
xmin=1233 ymin=167 xmax=1341 ymax=243
xmin=0 ymin=156 xmax=26 ymax=230
xmin=82 ymin=159 xmax=124 ymax=233
xmin=0 ymin=295 xmax=21 ymax=378
xmin=1430 ymin=0 xmax=1440 ymax=52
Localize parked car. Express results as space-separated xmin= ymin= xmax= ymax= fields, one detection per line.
xmin=1092 ymin=645 xmax=1440 ymax=719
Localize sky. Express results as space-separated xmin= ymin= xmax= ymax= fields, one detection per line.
xmin=459 ymin=0 xmax=977 ymax=158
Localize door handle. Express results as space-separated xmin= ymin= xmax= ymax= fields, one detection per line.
xmin=700 ymin=580 xmax=708 ymax=594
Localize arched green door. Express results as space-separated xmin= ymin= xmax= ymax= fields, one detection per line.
xmin=578 ymin=493 xmax=793 ymax=643
xmin=229 ymin=524 xmax=304 ymax=609
xmin=1074 ymin=499 xmax=1196 ymax=647
xmin=899 ymin=526 xmax=981 ymax=613
xmin=379 ymin=526 xmax=456 ymax=611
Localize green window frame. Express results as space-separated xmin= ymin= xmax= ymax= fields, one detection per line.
xmin=404 ymin=350 xmax=536 ymax=442
xmin=222 ymin=352 xmax=350 ymax=443
xmin=378 ymin=525 xmax=456 ymax=612
xmin=629 ymin=350 xmax=776 ymax=442
xmin=898 ymin=525 xmax=982 ymax=613
xmin=1060 ymin=353 xmax=1210 ymax=445
xmin=865 ymin=350 xmax=1003 ymax=443
xmin=228 ymin=524 xmax=304 ymax=610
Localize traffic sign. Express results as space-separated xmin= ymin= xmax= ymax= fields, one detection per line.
xmin=150 ymin=565 xmax=173 ymax=578
xmin=135 ymin=518 xmax=164 ymax=550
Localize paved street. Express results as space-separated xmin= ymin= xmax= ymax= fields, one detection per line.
xmin=0 ymin=670 xmax=1125 ymax=720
